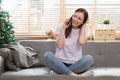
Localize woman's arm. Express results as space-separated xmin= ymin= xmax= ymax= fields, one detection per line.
xmin=56 ymin=26 xmax=66 ymax=48
xmin=56 ymin=19 xmax=70 ymax=48
xmin=78 ymin=24 xmax=87 ymax=45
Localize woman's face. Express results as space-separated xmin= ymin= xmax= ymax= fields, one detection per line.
xmin=72 ymin=12 xmax=84 ymax=29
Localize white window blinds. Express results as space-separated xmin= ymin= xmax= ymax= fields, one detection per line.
xmin=2 ymin=0 xmax=60 ymax=35
xmin=96 ymin=0 xmax=120 ymax=34
xmin=2 ymin=0 xmax=120 ymax=36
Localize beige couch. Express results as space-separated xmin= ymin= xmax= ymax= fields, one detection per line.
xmin=0 ymin=40 xmax=120 ymax=80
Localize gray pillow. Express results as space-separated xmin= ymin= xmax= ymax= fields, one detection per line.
xmin=0 ymin=48 xmax=19 ymax=71
xmin=9 ymin=43 xmax=41 ymax=69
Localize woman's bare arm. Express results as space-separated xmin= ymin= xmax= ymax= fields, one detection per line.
xmin=78 ymin=24 xmax=87 ymax=45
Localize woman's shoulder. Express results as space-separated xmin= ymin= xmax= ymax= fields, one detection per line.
xmin=57 ymin=23 xmax=64 ymax=29
xmin=56 ymin=23 xmax=64 ymax=31
xmin=55 ymin=23 xmax=64 ymax=35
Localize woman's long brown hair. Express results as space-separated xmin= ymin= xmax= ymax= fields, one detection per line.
xmin=65 ymin=8 xmax=88 ymax=38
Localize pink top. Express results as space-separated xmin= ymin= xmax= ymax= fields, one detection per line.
xmin=55 ymin=24 xmax=83 ymax=64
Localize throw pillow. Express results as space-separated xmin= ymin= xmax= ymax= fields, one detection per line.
xmin=0 ymin=48 xmax=19 ymax=71
xmin=8 ymin=43 xmax=41 ymax=69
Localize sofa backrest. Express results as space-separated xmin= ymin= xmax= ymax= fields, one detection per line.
xmin=20 ymin=40 xmax=120 ymax=67
xmin=82 ymin=41 xmax=120 ymax=67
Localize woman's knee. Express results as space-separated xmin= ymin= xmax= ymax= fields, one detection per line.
xmin=43 ymin=51 xmax=54 ymax=60
xmin=84 ymin=55 xmax=94 ymax=64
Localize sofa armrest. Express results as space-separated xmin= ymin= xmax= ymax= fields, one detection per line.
xmin=0 ymin=48 xmax=10 ymax=75
xmin=0 ymin=56 xmax=5 ymax=75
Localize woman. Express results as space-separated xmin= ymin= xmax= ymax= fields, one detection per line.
xmin=44 ymin=8 xmax=94 ymax=77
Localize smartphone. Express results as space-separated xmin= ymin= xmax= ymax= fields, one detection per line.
xmin=66 ymin=16 xmax=72 ymax=25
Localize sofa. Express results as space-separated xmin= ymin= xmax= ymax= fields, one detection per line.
xmin=0 ymin=40 xmax=120 ymax=80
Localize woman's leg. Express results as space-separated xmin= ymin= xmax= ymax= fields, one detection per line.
xmin=68 ymin=55 xmax=94 ymax=74
xmin=43 ymin=51 xmax=72 ymax=74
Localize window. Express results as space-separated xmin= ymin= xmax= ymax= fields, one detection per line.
xmin=2 ymin=0 xmax=60 ymax=37
xmin=1 ymin=0 xmax=120 ymax=39
xmin=96 ymin=0 xmax=120 ymax=35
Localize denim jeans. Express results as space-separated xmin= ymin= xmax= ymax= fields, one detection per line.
xmin=43 ymin=51 xmax=94 ymax=75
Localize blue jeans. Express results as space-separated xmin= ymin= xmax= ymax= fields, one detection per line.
xmin=43 ymin=51 xmax=94 ymax=75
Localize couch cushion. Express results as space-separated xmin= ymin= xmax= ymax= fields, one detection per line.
xmin=93 ymin=67 xmax=120 ymax=76
xmin=1 ymin=67 xmax=51 ymax=76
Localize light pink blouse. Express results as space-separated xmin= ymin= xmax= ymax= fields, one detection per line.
xmin=55 ymin=24 xmax=83 ymax=64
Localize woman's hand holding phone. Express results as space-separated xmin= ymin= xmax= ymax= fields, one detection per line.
xmin=63 ymin=17 xmax=72 ymax=29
